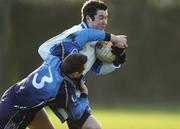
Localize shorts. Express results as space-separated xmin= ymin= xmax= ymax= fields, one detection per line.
xmin=67 ymin=109 xmax=91 ymax=129
xmin=0 ymin=85 xmax=40 ymax=129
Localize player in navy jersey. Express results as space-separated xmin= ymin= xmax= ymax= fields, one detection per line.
xmin=0 ymin=27 xmax=126 ymax=129
xmin=0 ymin=53 xmax=90 ymax=129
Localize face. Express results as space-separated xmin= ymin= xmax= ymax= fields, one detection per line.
xmin=88 ymin=10 xmax=108 ymax=30
xmin=70 ymin=72 xmax=82 ymax=78
xmin=69 ymin=72 xmax=83 ymax=85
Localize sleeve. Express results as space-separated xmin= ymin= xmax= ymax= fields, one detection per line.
xmin=38 ymin=36 xmax=64 ymax=60
xmin=38 ymin=25 xmax=83 ymax=60
xmin=70 ymin=28 xmax=111 ymax=50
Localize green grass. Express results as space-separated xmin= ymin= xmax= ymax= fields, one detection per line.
xmin=47 ymin=108 xmax=180 ymax=129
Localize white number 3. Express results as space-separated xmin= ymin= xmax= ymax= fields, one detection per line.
xmin=32 ymin=66 xmax=53 ymax=89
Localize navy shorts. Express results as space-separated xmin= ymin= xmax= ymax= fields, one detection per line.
xmin=0 ymin=85 xmax=40 ymax=129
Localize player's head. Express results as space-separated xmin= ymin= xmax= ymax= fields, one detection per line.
xmin=81 ymin=0 xmax=108 ymax=30
xmin=61 ymin=53 xmax=87 ymax=78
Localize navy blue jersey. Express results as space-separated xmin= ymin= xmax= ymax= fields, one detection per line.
xmin=50 ymin=76 xmax=90 ymax=121
xmin=0 ymin=28 xmax=109 ymax=128
xmin=13 ymin=56 xmax=63 ymax=109
xmin=0 ymin=56 xmax=63 ymax=128
xmin=0 ymin=56 xmax=89 ymax=128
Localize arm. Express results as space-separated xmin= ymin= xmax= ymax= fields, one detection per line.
xmin=64 ymin=28 xmax=128 ymax=50
xmin=63 ymin=28 xmax=110 ymax=50
xmin=38 ymin=24 xmax=83 ymax=60
xmin=91 ymin=59 xmax=118 ymax=75
xmin=66 ymin=81 xmax=90 ymax=121
xmin=79 ymin=41 xmax=127 ymax=75
xmin=38 ymin=28 xmax=109 ymax=60
xmin=91 ymin=48 xmax=126 ymax=75
xmin=49 ymin=81 xmax=90 ymax=122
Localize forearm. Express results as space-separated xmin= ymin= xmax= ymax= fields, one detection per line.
xmin=74 ymin=28 xmax=110 ymax=49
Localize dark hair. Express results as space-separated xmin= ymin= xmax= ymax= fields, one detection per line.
xmin=61 ymin=53 xmax=87 ymax=75
xmin=81 ymin=0 xmax=108 ymax=22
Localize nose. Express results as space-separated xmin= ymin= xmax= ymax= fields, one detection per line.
xmin=101 ymin=19 xmax=107 ymax=29
xmin=102 ymin=19 xmax=107 ymax=26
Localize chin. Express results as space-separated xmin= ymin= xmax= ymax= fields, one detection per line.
xmin=99 ymin=27 xmax=105 ymax=30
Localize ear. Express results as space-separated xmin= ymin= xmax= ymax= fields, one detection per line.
xmin=86 ymin=15 xmax=92 ymax=22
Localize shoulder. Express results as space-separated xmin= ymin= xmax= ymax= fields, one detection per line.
xmin=44 ymin=55 xmax=62 ymax=66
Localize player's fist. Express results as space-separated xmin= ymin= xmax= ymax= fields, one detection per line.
xmin=111 ymin=46 xmax=127 ymax=64
xmin=110 ymin=34 xmax=128 ymax=48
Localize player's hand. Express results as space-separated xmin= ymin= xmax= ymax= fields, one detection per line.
xmin=79 ymin=80 xmax=88 ymax=95
xmin=111 ymin=46 xmax=125 ymax=56
xmin=110 ymin=34 xmax=128 ymax=48
xmin=111 ymin=46 xmax=127 ymax=64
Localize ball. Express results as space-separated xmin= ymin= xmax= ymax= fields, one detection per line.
xmin=95 ymin=41 xmax=116 ymax=63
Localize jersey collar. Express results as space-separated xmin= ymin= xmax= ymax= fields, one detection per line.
xmin=80 ymin=21 xmax=89 ymax=29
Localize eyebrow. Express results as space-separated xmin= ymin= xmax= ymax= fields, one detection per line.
xmin=99 ymin=14 xmax=107 ymax=16
xmin=98 ymin=15 xmax=107 ymax=18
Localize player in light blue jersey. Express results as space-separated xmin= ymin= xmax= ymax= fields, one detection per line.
xmin=37 ymin=0 xmax=128 ymax=129
xmin=0 ymin=53 xmax=91 ymax=129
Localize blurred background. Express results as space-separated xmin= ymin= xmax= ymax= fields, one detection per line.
xmin=0 ymin=0 xmax=180 ymax=109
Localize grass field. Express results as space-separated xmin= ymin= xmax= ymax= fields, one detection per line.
xmin=47 ymin=107 xmax=180 ymax=129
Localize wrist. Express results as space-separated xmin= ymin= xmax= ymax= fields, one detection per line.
xmin=110 ymin=34 xmax=118 ymax=44
xmin=105 ymin=32 xmax=111 ymax=41
xmin=81 ymin=90 xmax=88 ymax=95
xmin=80 ymin=93 xmax=88 ymax=98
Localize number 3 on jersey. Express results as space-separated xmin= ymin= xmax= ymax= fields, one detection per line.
xmin=32 ymin=66 xmax=53 ymax=89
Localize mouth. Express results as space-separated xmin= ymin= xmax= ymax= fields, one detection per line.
xmin=100 ymin=26 xmax=106 ymax=30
